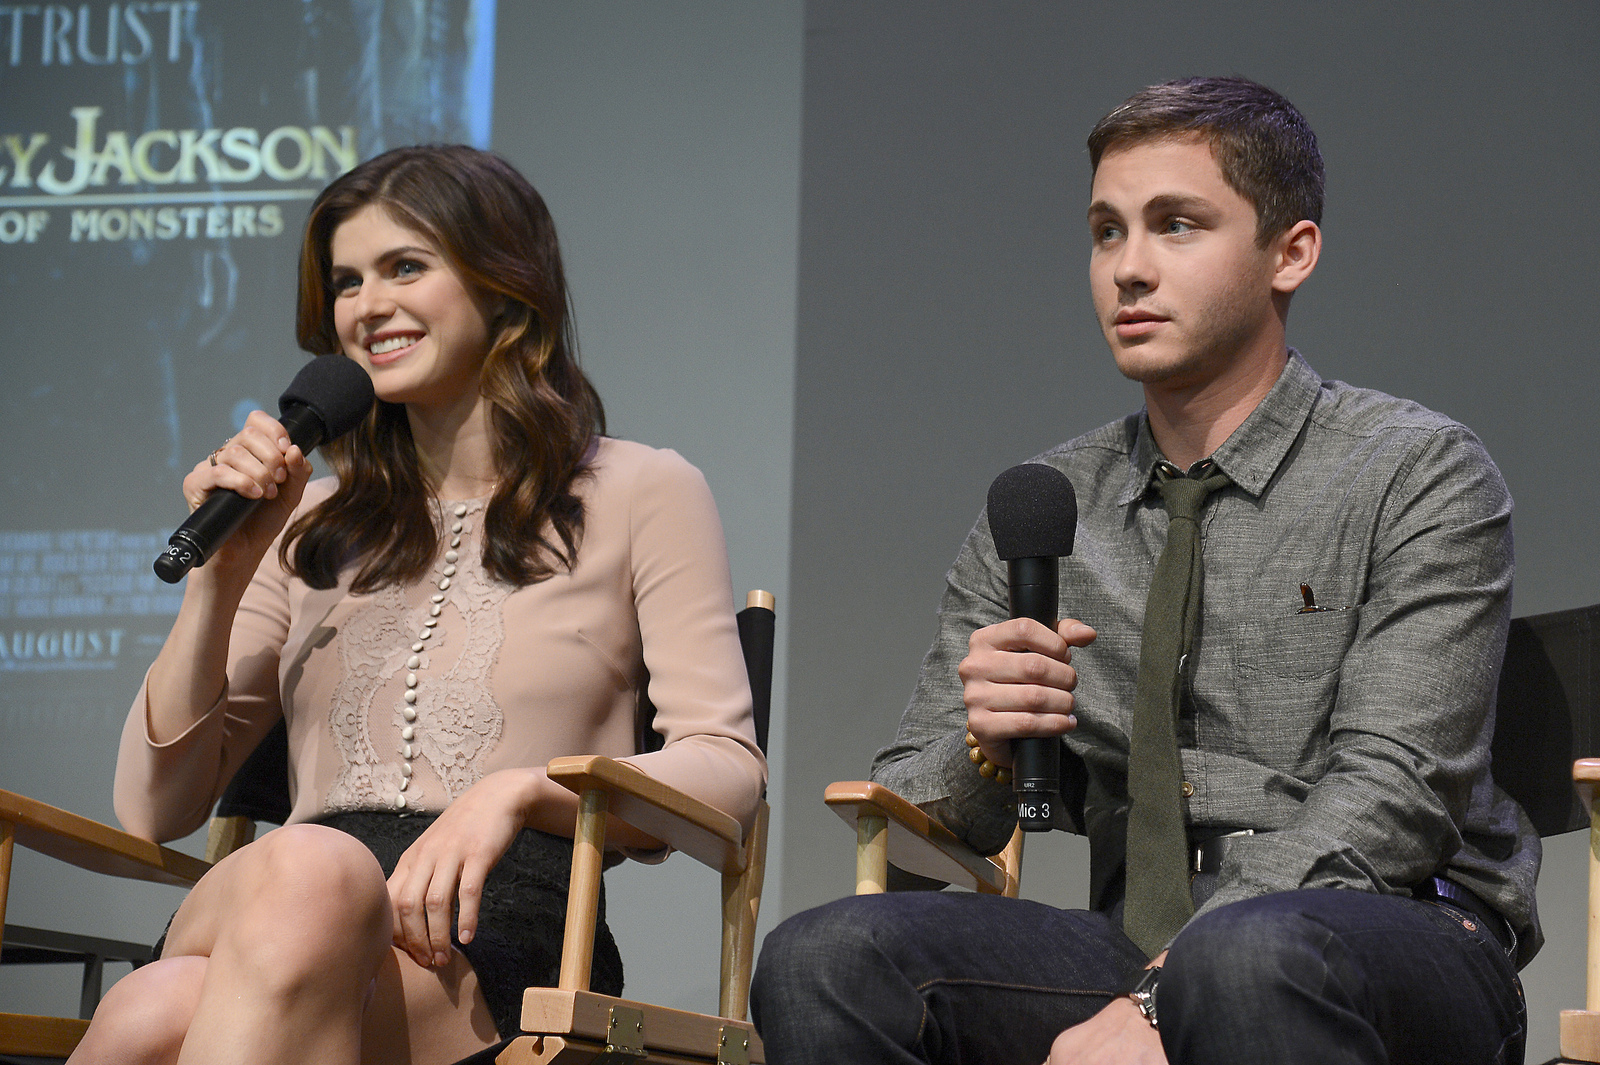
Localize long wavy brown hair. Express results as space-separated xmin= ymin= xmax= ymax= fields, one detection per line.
xmin=283 ymin=145 xmax=606 ymax=592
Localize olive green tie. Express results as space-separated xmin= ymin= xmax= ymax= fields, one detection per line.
xmin=1122 ymin=460 xmax=1231 ymax=957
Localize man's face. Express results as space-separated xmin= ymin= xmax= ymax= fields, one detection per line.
xmin=1087 ymin=135 xmax=1283 ymax=391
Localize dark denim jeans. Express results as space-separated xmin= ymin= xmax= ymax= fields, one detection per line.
xmin=750 ymin=888 xmax=1524 ymax=1065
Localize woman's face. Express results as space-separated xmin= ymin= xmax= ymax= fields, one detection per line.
xmin=329 ymin=204 xmax=499 ymax=415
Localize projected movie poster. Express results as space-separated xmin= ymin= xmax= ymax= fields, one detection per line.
xmin=0 ymin=2 xmax=495 ymax=758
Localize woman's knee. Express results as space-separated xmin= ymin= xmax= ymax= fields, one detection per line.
xmin=69 ymin=956 xmax=205 ymax=1064
xmin=174 ymin=824 xmax=391 ymax=978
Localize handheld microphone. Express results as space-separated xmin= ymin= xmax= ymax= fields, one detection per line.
xmin=153 ymin=357 xmax=376 ymax=584
xmin=986 ymin=462 xmax=1078 ymax=832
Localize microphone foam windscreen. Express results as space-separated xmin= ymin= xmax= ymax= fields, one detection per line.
xmin=987 ymin=463 xmax=1078 ymax=561
xmin=279 ymin=356 xmax=376 ymax=441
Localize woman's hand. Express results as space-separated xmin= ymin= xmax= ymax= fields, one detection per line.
xmin=180 ymin=409 xmax=313 ymax=582
xmin=387 ymin=768 xmax=544 ymax=969
xmin=961 ymin=617 xmax=1096 ymax=768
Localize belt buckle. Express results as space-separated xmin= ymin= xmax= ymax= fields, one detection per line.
xmin=1190 ymin=828 xmax=1254 ymax=876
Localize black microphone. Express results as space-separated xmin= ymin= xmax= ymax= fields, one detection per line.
xmin=153 ymin=357 xmax=376 ymax=584
xmin=987 ymin=462 xmax=1078 ymax=832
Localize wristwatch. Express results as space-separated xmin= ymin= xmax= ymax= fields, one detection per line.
xmin=1126 ymin=965 xmax=1161 ymax=1029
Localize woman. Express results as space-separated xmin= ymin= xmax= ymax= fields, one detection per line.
xmin=74 ymin=145 xmax=765 ymax=1065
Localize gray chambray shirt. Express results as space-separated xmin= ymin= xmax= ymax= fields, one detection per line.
xmin=873 ymin=351 xmax=1541 ymax=967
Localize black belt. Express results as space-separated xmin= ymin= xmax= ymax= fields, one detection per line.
xmin=1413 ymin=875 xmax=1516 ymax=956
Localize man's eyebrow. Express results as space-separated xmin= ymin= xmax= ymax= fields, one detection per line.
xmin=1142 ymin=193 xmax=1219 ymax=216
xmin=1087 ymin=193 xmax=1221 ymax=222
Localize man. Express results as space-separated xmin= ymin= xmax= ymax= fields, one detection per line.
xmin=751 ymin=77 xmax=1536 ymax=1065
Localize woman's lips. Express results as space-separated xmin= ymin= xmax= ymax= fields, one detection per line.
xmin=366 ymin=333 xmax=422 ymax=365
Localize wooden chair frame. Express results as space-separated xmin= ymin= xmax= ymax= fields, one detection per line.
xmin=0 ymin=789 xmax=209 ymax=1059
xmin=499 ymin=756 xmax=768 ymax=1064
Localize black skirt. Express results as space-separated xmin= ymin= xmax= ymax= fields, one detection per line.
xmin=156 ymin=811 xmax=623 ymax=1039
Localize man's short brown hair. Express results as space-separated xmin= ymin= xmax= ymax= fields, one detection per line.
xmin=1088 ymin=76 xmax=1324 ymax=246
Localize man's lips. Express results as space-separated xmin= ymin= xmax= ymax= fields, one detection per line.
xmin=1113 ymin=309 xmax=1168 ymax=339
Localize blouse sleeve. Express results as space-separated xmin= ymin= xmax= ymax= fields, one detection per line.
xmin=112 ymin=489 xmax=323 ymax=843
xmin=616 ymin=447 xmax=767 ymax=834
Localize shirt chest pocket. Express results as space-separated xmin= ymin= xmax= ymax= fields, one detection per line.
xmin=1226 ymin=608 xmax=1361 ymax=768
xmin=1233 ymin=608 xmax=1360 ymax=680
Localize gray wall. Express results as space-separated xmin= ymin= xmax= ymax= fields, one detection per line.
xmin=489 ymin=1 xmax=802 ymax=1013
xmin=781 ymin=4 xmax=1600 ymax=1062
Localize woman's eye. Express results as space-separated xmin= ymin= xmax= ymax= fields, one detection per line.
xmin=395 ymin=259 xmax=424 ymax=277
xmin=332 ymin=275 xmax=359 ymax=294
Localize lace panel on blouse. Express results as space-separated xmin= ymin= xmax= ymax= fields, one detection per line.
xmin=325 ymin=498 xmax=509 ymax=812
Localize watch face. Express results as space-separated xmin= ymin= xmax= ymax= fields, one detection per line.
xmin=1129 ymin=967 xmax=1160 ymax=1026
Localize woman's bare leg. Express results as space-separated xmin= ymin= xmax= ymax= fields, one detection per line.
xmin=360 ymin=946 xmax=501 ymax=1064
xmin=162 ymin=823 xmax=392 ymax=1065
xmin=67 ymin=956 xmax=206 ymax=1064
xmin=69 ymin=823 xmax=501 ymax=1065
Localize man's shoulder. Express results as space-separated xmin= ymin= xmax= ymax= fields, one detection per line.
xmin=1309 ymin=373 xmax=1474 ymax=443
xmin=1026 ymin=412 xmax=1143 ymax=474
xmin=1295 ymin=367 xmax=1506 ymax=503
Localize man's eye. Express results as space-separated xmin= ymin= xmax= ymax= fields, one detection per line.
xmin=1164 ymin=219 xmax=1195 ymax=235
xmin=1095 ymin=225 xmax=1122 ymax=243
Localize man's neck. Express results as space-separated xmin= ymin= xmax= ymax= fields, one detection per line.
xmin=1144 ymin=346 xmax=1289 ymax=471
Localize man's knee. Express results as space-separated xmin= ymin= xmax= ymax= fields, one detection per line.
xmin=753 ymin=896 xmax=889 ymax=1005
xmin=1160 ymin=890 xmax=1371 ymax=1036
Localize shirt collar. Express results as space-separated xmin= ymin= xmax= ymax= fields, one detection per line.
xmin=1115 ymin=349 xmax=1322 ymax=506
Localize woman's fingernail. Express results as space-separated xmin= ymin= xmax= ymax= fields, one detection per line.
xmin=459 ymin=929 xmax=473 ymax=944
xmin=435 ymin=951 xmax=450 ymax=967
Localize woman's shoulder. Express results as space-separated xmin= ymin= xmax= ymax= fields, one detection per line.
xmin=587 ymin=436 xmax=707 ymax=492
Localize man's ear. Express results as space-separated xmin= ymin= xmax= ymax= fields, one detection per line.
xmin=1271 ymin=220 xmax=1321 ymax=295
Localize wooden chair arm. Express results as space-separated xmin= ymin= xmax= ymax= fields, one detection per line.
xmin=1567 ymin=760 xmax=1600 ymax=1058
xmin=824 ymin=781 xmax=1012 ymax=895
xmin=546 ymin=756 xmax=746 ymax=875
xmin=1574 ymin=758 xmax=1600 ymax=801
xmin=0 ymin=787 xmax=209 ymax=888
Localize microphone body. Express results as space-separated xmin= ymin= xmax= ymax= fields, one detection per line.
xmin=1006 ymin=555 xmax=1064 ymax=830
xmin=154 ymin=405 xmax=330 ymax=584
xmin=154 ymin=356 xmax=375 ymax=584
xmin=986 ymin=462 xmax=1078 ymax=832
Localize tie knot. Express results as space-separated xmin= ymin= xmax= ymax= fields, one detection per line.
xmin=1155 ymin=463 xmax=1230 ymax=522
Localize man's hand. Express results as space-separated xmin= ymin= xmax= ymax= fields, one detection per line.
xmin=1045 ymin=996 xmax=1166 ymax=1065
xmin=961 ymin=617 xmax=1096 ymax=767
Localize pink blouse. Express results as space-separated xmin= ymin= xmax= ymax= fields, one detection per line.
xmin=115 ymin=437 xmax=766 ymax=846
